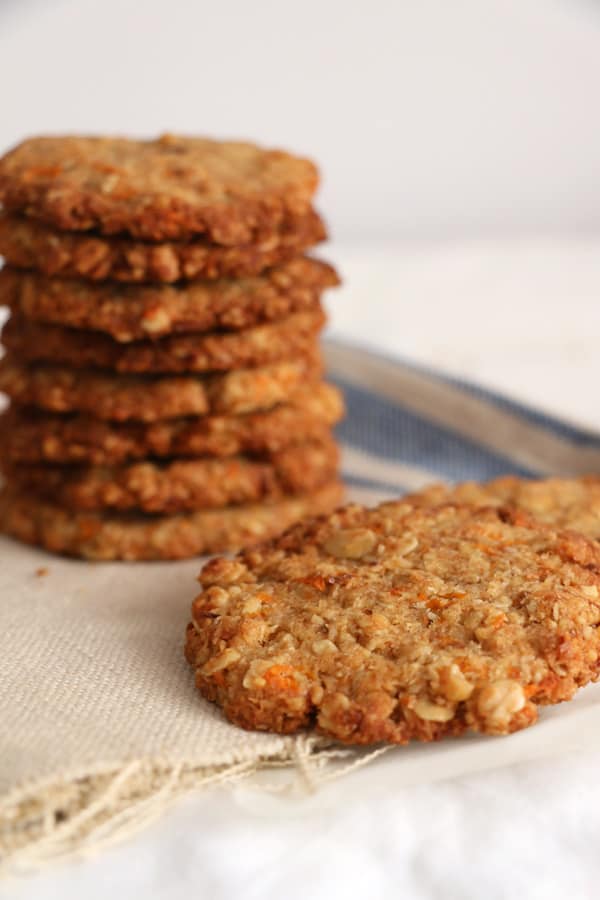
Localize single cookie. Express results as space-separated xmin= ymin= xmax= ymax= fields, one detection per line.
xmin=0 ymin=257 xmax=338 ymax=341
xmin=406 ymin=477 xmax=600 ymax=543
xmin=0 ymin=356 xmax=323 ymax=421
xmin=1 ymin=308 xmax=325 ymax=373
xmin=0 ymin=135 xmax=319 ymax=242
xmin=185 ymin=500 xmax=600 ymax=743
xmin=0 ymin=382 xmax=345 ymax=464
xmin=6 ymin=436 xmax=339 ymax=513
xmin=0 ymin=210 xmax=327 ymax=282
xmin=0 ymin=481 xmax=344 ymax=561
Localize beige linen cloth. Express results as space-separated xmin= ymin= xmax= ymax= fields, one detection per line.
xmin=4 ymin=341 xmax=600 ymax=873
xmin=0 ymin=542 xmax=372 ymax=872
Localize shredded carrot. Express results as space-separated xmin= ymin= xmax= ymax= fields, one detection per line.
xmin=91 ymin=162 xmax=124 ymax=174
xmin=426 ymin=597 xmax=448 ymax=611
xmin=23 ymin=165 xmax=62 ymax=180
xmin=437 ymin=636 xmax=460 ymax=647
xmin=454 ymin=656 xmax=487 ymax=676
xmin=296 ymin=575 xmax=327 ymax=592
xmin=263 ymin=665 xmax=300 ymax=694
xmin=491 ymin=612 xmax=507 ymax=629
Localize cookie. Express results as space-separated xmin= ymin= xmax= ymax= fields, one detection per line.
xmin=1 ymin=308 xmax=325 ymax=373
xmin=407 ymin=477 xmax=600 ymax=543
xmin=0 ymin=382 xmax=345 ymax=464
xmin=185 ymin=500 xmax=600 ymax=743
xmin=0 ymin=135 xmax=318 ymax=242
xmin=0 ymin=257 xmax=338 ymax=341
xmin=0 ymin=356 xmax=322 ymax=421
xmin=6 ymin=436 xmax=339 ymax=513
xmin=0 ymin=481 xmax=344 ymax=561
xmin=0 ymin=210 xmax=326 ymax=282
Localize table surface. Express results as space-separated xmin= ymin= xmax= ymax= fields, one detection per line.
xmin=5 ymin=240 xmax=600 ymax=900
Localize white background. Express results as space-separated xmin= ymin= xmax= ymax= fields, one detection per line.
xmin=1 ymin=0 xmax=600 ymax=243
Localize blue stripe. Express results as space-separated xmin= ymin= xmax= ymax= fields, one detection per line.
xmin=437 ymin=373 xmax=600 ymax=448
xmin=327 ymin=338 xmax=600 ymax=448
xmin=342 ymin=472 xmax=414 ymax=494
xmin=333 ymin=378 xmax=538 ymax=482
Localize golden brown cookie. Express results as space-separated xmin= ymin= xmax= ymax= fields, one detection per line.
xmin=0 ymin=257 xmax=338 ymax=340
xmin=0 ymin=481 xmax=344 ymax=561
xmin=185 ymin=500 xmax=600 ymax=743
xmin=1 ymin=308 xmax=325 ymax=373
xmin=406 ymin=476 xmax=600 ymax=543
xmin=0 ymin=356 xmax=322 ymax=421
xmin=5 ymin=436 xmax=339 ymax=514
xmin=0 ymin=382 xmax=345 ymax=464
xmin=0 ymin=135 xmax=319 ymax=242
xmin=0 ymin=210 xmax=327 ymax=282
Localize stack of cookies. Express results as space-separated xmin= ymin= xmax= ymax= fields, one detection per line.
xmin=0 ymin=135 xmax=344 ymax=560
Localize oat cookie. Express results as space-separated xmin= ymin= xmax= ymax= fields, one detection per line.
xmin=0 ymin=258 xmax=337 ymax=341
xmin=0 ymin=382 xmax=345 ymax=464
xmin=2 ymin=308 xmax=325 ymax=373
xmin=0 ymin=481 xmax=344 ymax=561
xmin=407 ymin=477 xmax=600 ymax=543
xmin=185 ymin=500 xmax=600 ymax=743
xmin=0 ymin=135 xmax=319 ymax=242
xmin=0 ymin=356 xmax=322 ymax=421
xmin=0 ymin=211 xmax=326 ymax=282
xmin=7 ymin=436 xmax=339 ymax=513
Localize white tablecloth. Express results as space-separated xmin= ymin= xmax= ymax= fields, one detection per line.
xmin=5 ymin=241 xmax=600 ymax=900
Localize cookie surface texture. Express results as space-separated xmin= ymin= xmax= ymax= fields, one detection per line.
xmin=0 ymin=135 xmax=319 ymax=242
xmin=408 ymin=477 xmax=600 ymax=543
xmin=185 ymin=500 xmax=600 ymax=743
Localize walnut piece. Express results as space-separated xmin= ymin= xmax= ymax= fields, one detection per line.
xmin=475 ymin=680 xmax=525 ymax=727
xmin=413 ymin=699 xmax=455 ymax=722
xmin=323 ymin=528 xmax=377 ymax=559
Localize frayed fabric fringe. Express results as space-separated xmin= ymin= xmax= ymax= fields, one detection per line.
xmin=0 ymin=738 xmax=388 ymax=876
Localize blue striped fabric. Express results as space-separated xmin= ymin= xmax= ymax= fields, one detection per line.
xmin=325 ymin=340 xmax=600 ymax=500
